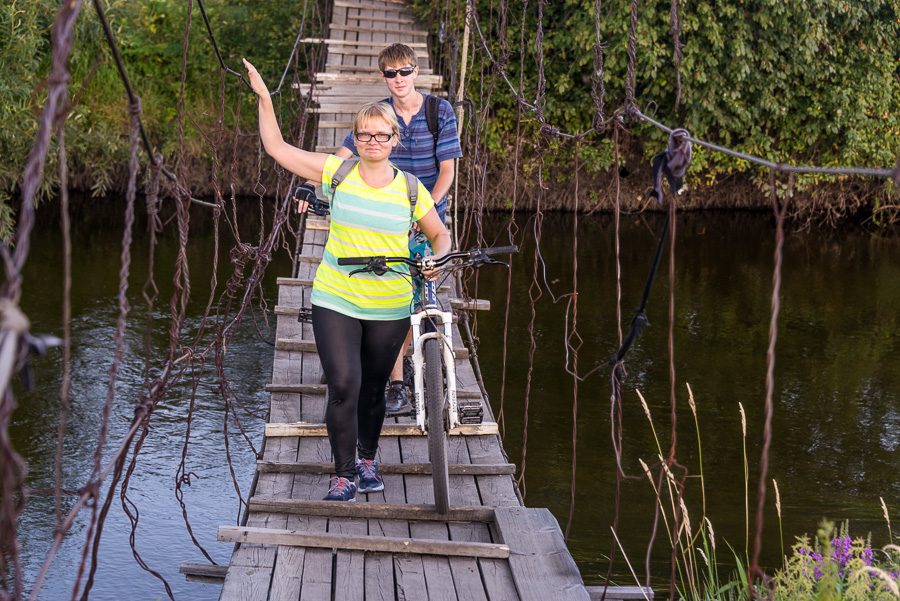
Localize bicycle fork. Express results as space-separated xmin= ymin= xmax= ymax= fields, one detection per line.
xmin=410 ymin=280 xmax=459 ymax=433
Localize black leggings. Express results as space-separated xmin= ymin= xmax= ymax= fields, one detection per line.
xmin=311 ymin=305 xmax=409 ymax=479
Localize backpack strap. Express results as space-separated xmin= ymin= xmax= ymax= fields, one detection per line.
xmin=403 ymin=171 xmax=419 ymax=218
xmin=424 ymin=94 xmax=441 ymax=172
xmin=330 ymin=157 xmax=361 ymax=195
xmin=333 ymin=156 xmax=419 ymax=220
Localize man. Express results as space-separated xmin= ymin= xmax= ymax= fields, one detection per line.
xmin=334 ymin=42 xmax=463 ymax=414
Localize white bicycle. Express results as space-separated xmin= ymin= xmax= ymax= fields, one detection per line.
xmin=338 ymin=245 xmax=517 ymax=514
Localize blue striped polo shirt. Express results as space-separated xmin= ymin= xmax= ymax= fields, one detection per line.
xmin=342 ymin=94 xmax=463 ymax=210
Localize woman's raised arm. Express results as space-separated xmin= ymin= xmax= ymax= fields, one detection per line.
xmin=243 ymin=59 xmax=328 ymax=182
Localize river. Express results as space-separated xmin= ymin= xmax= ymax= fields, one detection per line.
xmin=10 ymin=195 xmax=900 ymax=599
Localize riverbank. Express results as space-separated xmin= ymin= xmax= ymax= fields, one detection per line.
xmin=11 ymin=137 xmax=892 ymax=225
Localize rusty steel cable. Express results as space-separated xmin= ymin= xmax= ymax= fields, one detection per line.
xmin=12 ymin=0 xmax=324 ymax=597
xmin=748 ymin=171 xmax=794 ymax=599
xmin=1 ymin=1 xmax=85 ymax=598
xmin=669 ymin=0 xmax=684 ymax=113
xmin=564 ymin=139 xmax=582 ymax=541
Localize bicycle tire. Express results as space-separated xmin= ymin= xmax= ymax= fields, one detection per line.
xmin=425 ymin=337 xmax=450 ymax=514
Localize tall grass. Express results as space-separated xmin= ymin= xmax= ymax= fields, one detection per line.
xmin=618 ymin=386 xmax=900 ymax=600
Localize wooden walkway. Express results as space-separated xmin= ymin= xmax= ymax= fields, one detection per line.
xmin=181 ymin=1 xmax=653 ymax=599
xmin=298 ymin=0 xmax=443 ymax=153
xmin=209 ymin=213 xmax=601 ymax=600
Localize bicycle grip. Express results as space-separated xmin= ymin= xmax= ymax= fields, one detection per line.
xmin=337 ymin=257 xmax=372 ymax=266
xmin=483 ymin=245 xmax=519 ymax=256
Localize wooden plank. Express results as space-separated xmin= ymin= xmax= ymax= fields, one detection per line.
xmin=585 ymin=586 xmax=655 ymax=600
xmin=323 ymin=48 xmax=428 ymax=58
xmin=307 ymin=219 xmax=330 ymax=230
xmin=476 ymin=558 xmax=520 ymax=601
xmin=450 ymin=298 xmax=491 ymax=311
xmin=318 ymin=120 xmax=355 ymax=129
xmin=309 ymin=106 xmax=384 ymax=113
xmin=343 ymin=15 xmax=416 ymax=25
xmin=327 ymin=24 xmax=429 ymax=36
xmin=219 ymin=566 xmax=273 ymax=601
xmin=218 ymin=526 xmax=510 ymax=558
xmin=249 ymin=497 xmax=496 ymax=522
xmin=334 ymin=0 xmax=412 ymax=12
xmin=179 ymin=562 xmax=227 ymax=579
xmin=401 ymin=463 xmax=460 ymax=600
xmin=366 ymin=436 xmax=410 ymax=600
xmin=445 ymin=438 xmax=492 ymax=601
xmin=256 ymin=461 xmax=516 ymax=475
xmin=493 ymin=507 xmax=590 ymax=601
xmin=269 ymin=546 xmax=306 ymax=601
xmin=274 ymin=306 xmax=309 ymax=316
xmin=276 ymin=277 xmax=315 ymax=287
xmin=394 ymin=554 xmax=429 ymax=600
xmin=275 ymin=338 xmax=470 ymax=359
xmin=274 ymin=304 xmax=466 ymax=327
xmin=302 ymin=38 xmax=427 ymax=47
xmin=265 ymin=422 xmax=499 ymax=437
xmin=266 ymin=383 xmax=326 ymax=394
xmin=329 ymin=516 xmax=367 ymax=601
xmin=366 ymin=552 xmax=396 ymax=601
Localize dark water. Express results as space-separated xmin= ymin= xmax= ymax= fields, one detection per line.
xmin=11 ymin=198 xmax=900 ymax=599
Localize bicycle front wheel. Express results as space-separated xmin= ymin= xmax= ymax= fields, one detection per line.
xmin=424 ymin=337 xmax=450 ymax=514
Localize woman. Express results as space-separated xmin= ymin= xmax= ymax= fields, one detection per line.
xmin=243 ymin=59 xmax=452 ymax=501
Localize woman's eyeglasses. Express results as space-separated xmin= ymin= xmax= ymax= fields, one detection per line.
xmin=355 ymin=132 xmax=395 ymax=143
xmin=382 ymin=67 xmax=415 ymax=79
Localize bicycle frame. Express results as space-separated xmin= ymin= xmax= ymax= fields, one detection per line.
xmin=410 ymin=279 xmax=459 ymax=433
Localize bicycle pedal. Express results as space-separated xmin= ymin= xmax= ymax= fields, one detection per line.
xmin=457 ymin=400 xmax=484 ymax=424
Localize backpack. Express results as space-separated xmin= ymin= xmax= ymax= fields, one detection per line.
xmin=329 ymin=157 xmax=421 ymax=219
xmin=423 ymin=94 xmax=441 ymax=172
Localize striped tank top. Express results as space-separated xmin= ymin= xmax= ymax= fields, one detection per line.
xmin=311 ymin=155 xmax=435 ymax=320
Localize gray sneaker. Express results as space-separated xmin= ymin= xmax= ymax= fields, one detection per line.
xmin=385 ymin=381 xmax=412 ymax=416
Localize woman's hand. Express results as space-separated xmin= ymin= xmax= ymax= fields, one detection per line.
xmin=291 ymin=183 xmax=317 ymax=214
xmin=242 ymin=59 xmax=270 ymax=99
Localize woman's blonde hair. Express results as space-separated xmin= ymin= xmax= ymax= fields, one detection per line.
xmin=353 ymin=102 xmax=400 ymax=138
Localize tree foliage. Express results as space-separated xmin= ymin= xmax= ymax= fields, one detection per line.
xmin=2 ymin=0 xmax=899 ymax=232
xmin=0 ymin=0 xmax=321 ymax=235
xmin=419 ymin=0 xmax=900 ymax=198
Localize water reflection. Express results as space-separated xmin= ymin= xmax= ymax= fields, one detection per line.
xmin=11 ymin=200 xmax=900 ymax=597
xmin=472 ymin=211 xmax=900 ymax=586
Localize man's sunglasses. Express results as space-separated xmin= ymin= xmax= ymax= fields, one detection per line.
xmin=382 ymin=67 xmax=415 ymax=79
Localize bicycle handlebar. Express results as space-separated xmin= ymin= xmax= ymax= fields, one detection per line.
xmin=336 ymin=245 xmax=519 ymax=272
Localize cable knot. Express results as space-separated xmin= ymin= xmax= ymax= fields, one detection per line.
xmin=127 ymin=95 xmax=142 ymax=117
xmin=46 ymin=73 xmax=71 ymax=85
xmin=650 ymin=128 xmax=693 ymax=203
xmin=623 ymin=102 xmax=641 ymax=123
xmin=539 ymin=123 xmax=560 ymax=138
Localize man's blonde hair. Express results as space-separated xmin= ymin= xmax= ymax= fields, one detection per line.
xmin=353 ymin=101 xmax=400 ymax=138
xmin=378 ymin=43 xmax=418 ymax=71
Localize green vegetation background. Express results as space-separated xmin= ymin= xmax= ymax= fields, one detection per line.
xmin=2 ymin=0 xmax=899 ymax=235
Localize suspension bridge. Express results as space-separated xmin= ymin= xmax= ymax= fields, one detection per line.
xmin=8 ymin=0 xmax=899 ymax=598
xmin=175 ymin=1 xmax=649 ymax=599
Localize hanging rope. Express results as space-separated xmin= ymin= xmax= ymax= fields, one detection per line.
xmin=748 ymin=170 xmax=794 ymax=600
